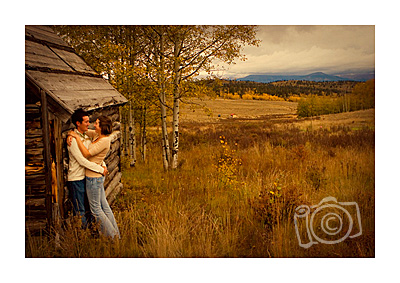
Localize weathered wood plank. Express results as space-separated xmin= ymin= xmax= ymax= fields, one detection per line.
xmin=40 ymin=89 xmax=53 ymax=230
xmin=60 ymin=94 xmax=126 ymax=111
xmin=26 ymin=128 xmax=43 ymax=138
xmin=26 ymin=198 xmax=46 ymax=208
xmin=105 ymin=172 xmax=122 ymax=199
xmin=25 ymin=165 xmax=45 ymax=176
xmin=26 ymin=73 xmax=73 ymax=123
xmin=51 ymin=48 xmax=97 ymax=75
xmin=25 ymin=40 xmax=73 ymax=72
xmin=26 ymin=211 xmax=48 ymax=220
xmin=25 ymin=174 xmax=46 ymax=183
xmin=113 ymin=121 xmax=121 ymax=131
xmin=26 ymin=103 xmax=40 ymax=114
xmin=26 ymin=157 xmax=44 ymax=165
xmin=27 ymin=71 xmax=116 ymax=91
xmin=104 ymin=165 xmax=119 ymax=189
xmin=26 ymin=184 xmax=46 ymax=196
xmin=26 ymin=148 xmax=45 ymax=165
xmin=54 ymin=117 xmax=64 ymax=218
xmin=26 ymin=26 xmax=70 ymax=48
xmin=110 ymin=131 xmax=121 ymax=144
xmin=90 ymin=106 xmax=120 ymax=119
xmin=25 ymin=137 xmax=44 ymax=149
xmin=26 ymin=71 xmax=126 ymax=116
xmin=26 ymin=147 xmax=44 ymax=156
xmin=105 ymin=140 xmax=120 ymax=160
xmin=25 ymin=120 xmax=41 ymax=129
xmin=105 ymin=152 xmax=118 ymax=169
xmin=106 ymin=155 xmax=120 ymax=175
xmin=61 ymin=96 xmax=125 ymax=112
xmin=107 ymin=183 xmax=123 ymax=205
xmin=26 ymin=219 xmax=47 ymax=232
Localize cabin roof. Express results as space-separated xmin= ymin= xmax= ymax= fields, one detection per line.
xmin=25 ymin=25 xmax=127 ymax=122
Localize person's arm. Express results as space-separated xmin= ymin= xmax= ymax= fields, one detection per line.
xmin=88 ymin=137 xmax=110 ymax=157
xmin=68 ymin=139 xmax=105 ymax=174
xmin=108 ymin=131 xmax=115 ymax=141
xmin=86 ymin=129 xmax=96 ymax=139
xmin=70 ymin=131 xmax=91 ymax=158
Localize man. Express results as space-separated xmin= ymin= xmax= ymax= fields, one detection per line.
xmin=67 ymin=109 xmax=108 ymax=228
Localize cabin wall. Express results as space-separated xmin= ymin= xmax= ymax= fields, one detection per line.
xmin=26 ymin=89 xmax=125 ymax=233
xmin=26 ymin=92 xmax=64 ymax=233
xmin=25 ymin=95 xmax=47 ymax=232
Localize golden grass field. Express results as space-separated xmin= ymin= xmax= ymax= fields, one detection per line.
xmin=26 ymin=98 xmax=375 ymax=258
xmin=181 ymin=98 xmax=298 ymax=122
xmin=181 ymin=97 xmax=374 ymax=129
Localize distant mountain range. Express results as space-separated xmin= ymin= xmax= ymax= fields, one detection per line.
xmin=237 ymin=72 xmax=374 ymax=83
xmin=333 ymin=72 xmax=375 ymax=81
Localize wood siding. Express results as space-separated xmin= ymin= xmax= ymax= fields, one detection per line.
xmin=25 ymin=96 xmax=47 ymax=232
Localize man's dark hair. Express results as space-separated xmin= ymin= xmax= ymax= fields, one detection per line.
xmin=71 ymin=109 xmax=88 ymax=127
xmin=98 ymin=116 xmax=112 ymax=135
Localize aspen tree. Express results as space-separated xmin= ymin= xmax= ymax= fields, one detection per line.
xmin=165 ymin=25 xmax=260 ymax=169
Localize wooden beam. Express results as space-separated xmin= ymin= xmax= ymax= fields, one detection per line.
xmin=25 ymin=65 xmax=102 ymax=78
xmin=54 ymin=117 xmax=64 ymax=218
xmin=25 ymin=34 xmax=75 ymax=53
xmin=40 ymin=89 xmax=53 ymax=231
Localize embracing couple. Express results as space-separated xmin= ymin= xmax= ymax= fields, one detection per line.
xmin=67 ymin=109 xmax=120 ymax=239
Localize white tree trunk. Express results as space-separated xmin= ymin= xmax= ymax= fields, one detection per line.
xmin=171 ymin=97 xmax=179 ymax=169
xmin=171 ymin=38 xmax=181 ymax=169
xmin=158 ymin=29 xmax=170 ymax=171
xmin=160 ymin=93 xmax=170 ymax=171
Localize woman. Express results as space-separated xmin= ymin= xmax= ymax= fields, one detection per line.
xmin=69 ymin=116 xmax=120 ymax=238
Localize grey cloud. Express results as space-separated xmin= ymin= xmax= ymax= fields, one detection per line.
xmin=222 ymin=25 xmax=375 ymax=78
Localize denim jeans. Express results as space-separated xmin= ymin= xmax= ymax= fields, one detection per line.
xmin=68 ymin=179 xmax=93 ymax=229
xmin=86 ymin=176 xmax=120 ymax=238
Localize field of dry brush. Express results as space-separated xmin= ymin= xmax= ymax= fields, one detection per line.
xmin=27 ymin=99 xmax=374 ymax=257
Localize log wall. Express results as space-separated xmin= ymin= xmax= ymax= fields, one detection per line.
xmin=25 ymin=101 xmax=47 ymax=232
xmin=26 ymin=99 xmax=125 ymax=233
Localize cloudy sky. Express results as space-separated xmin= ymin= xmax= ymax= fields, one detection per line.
xmin=213 ymin=25 xmax=375 ymax=79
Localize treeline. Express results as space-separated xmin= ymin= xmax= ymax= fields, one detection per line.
xmin=205 ymin=79 xmax=359 ymax=98
xmin=219 ymin=89 xmax=300 ymax=102
xmin=202 ymin=78 xmax=375 ymax=117
xmin=297 ymin=79 xmax=375 ymax=117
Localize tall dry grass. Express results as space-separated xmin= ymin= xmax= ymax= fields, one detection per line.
xmin=26 ymin=119 xmax=374 ymax=258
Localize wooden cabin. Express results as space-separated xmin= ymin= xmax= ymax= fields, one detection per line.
xmin=25 ymin=25 xmax=128 ymax=234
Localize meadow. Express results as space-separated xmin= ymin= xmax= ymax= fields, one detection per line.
xmin=26 ymin=99 xmax=375 ymax=257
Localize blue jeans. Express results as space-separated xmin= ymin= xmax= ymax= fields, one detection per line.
xmin=86 ymin=176 xmax=120 ymax=238
xmin=68 ymin=179 xmax=93 ymax=229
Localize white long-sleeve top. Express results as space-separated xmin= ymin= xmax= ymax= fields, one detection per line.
xmin=67 ymin=129 xmax=105 ymax=181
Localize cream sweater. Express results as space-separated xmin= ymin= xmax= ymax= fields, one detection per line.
xmin=86 ymin=136 xmax=111 ymax=178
